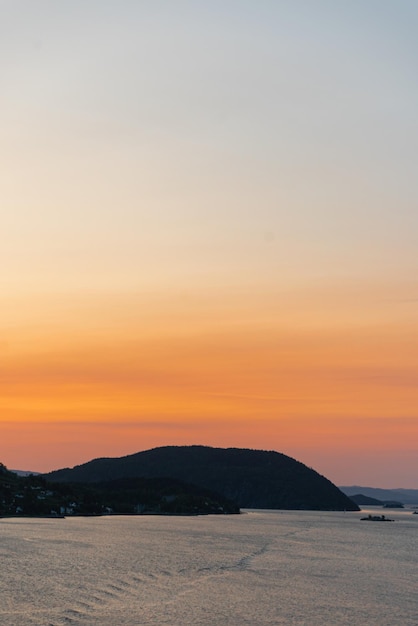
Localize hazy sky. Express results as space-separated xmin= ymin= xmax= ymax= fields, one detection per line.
xmin=2 ymin=1 xmax=418 ymax=487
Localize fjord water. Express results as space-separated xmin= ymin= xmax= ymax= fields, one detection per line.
xmin=1 ymin=509 xmax=417 ymax=625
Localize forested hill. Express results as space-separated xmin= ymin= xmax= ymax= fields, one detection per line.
xmin=46 ymin=446 xmax=359 ymax=511
xmin=0 ymin=462 xmax=239 ymax=517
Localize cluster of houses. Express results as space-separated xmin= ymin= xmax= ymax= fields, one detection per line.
xmin=1 ymin=483 xmax=80 ymax=517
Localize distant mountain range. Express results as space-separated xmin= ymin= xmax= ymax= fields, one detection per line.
xmin=46 ymin=445 xmax=359 ymax=511
xmin=340 ymin=486 xmax=418 ymax=505
xmin=11 ymin=469 xmax=40 ymax=477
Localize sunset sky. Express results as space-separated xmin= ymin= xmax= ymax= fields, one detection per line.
xmin=2 ymin=1 xmax=417 ymax=488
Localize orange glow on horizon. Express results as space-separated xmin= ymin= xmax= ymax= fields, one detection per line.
xmin=1 ymin=284 xmax=417 ymax=486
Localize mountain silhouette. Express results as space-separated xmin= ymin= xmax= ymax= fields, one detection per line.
xmin=46 ymin=445 xmax=358 ymax=511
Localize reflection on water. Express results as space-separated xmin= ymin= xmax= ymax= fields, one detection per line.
xmin=1 ymin=508 xmax=417 ymax=625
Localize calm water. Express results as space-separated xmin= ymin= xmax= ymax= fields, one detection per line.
xmin=1 ymin=508 xmax=417 ymax=625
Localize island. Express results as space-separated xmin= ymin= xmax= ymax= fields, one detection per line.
xmin=46 ymin=445 xmax=359 ymax=511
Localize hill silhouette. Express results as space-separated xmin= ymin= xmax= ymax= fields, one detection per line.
xmin=348 ymin=493 xmax=383 ymax=506
xmin=0 ymin=462 xmax=238 ymax=516
xmin=46 ymin=445 xmax=358 ymax=511
xmin=340 ymin=486 xmax=418 ymax=505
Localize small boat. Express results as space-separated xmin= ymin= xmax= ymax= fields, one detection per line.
xmin=360 ymin=514 xmax=394 ymax=522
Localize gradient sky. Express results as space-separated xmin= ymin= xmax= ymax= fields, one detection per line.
xmin=2 ymin=1 xmax=418 ymax=487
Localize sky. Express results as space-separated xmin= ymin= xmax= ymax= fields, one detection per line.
xmin=1 ymin=1 xmax=418 ymax=488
